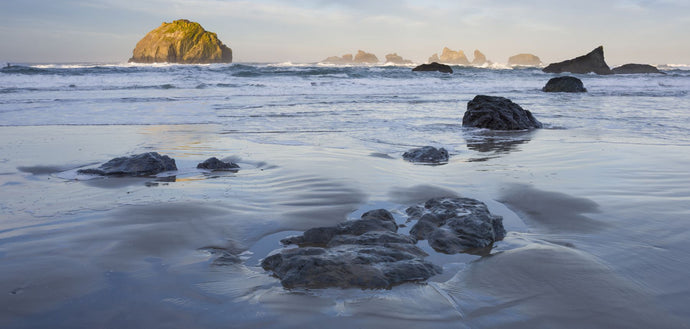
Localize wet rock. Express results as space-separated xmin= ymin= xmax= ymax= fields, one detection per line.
xmin=196 ymin=157 xmax=239 ymax=171
xmin=463 ymin=95 xmax=543 ymax=130
xmin=263 ymin=209 xmax=441 ymax=289
xmin=542 ymin=76 xmax=587 ymax=93
xmin=402 ymin=146 xmax=449 ymax=164
xmin=612 ymin=63 xmax=664 ymax=74
xmin=412 ymin=62 xmax=453 ymax=74
xmin=543 ymin=46 xmax=612 ymax=75
xmin=77 ymin=152 xmax=177 ymax=176
xmin=407 ymin=197 xmax=506 ymax=254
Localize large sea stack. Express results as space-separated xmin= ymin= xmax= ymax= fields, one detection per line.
xmin=129 ymin=19 xmax=233 ymax=64
xmin=543 ymin=46 xmax=611 ymax=75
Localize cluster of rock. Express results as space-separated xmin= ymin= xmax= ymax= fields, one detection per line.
xmin=321 ymin=51 xmax=414 ymax=65
xmin=77 ymin=152 xmax=239 ymax=176
xmin=402 ymin=146 xmax=449 ymax=164
xmin=129 ymin=19 xmax=232 ymax=64
xmin=462 ymin=95 xmax=543 ymax=130
xmin=385 ymin=53 xmax=413 ymax=65
xmin=543 ymin=46 xmax=663 ymax=75
xmin=262 ymin=196 xmax=506 ymax=289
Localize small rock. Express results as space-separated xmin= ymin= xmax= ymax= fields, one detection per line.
xmin=196 ymin=157 xmax=240 ymax=171
xmin=542 ymin=76 xmax=587 ymax=93
xmin=611 ymin=63 xmax=664 ymax=74
xmin=412 ymin=62 xmax=453 ymax=74
xmin=77 ymin=152 xmax=177 ymax=176
xmin=463 ymin=95 xmax=543 ymax=130
xmin=402 ymin=146 xmax=449 ymax=164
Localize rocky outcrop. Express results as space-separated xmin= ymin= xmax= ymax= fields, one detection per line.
xmin=262 ymin=209 xmax=441 ymax=289
xmin=354 ymin=50 xmax=379 ymax=64
xmin=612 ymin=63 xmax=664 ymax=74
xmin=196 ymin=157 xmax=240 ymax=171
xmin=385 ymin=53 xmax=413 ymax=65
xmin=129 ymin=19 xmax=232 ymax=64
xmin=321 ymin=54 xmax=353 ymax=64
xmin=508 ymin=53 xmax=542 ymax=66
xmin=407 ymin=197 xmax=506 ymax=254
xmin=412 ymin=62 xmax=453 ymax=74
xmin=439 ymin=47 xmax=470 ymax=65
xmin=543 ymin=46 xmax=611 ymax=75
xmin=78 ymin=152 xmax=177 ymax=176
xmin=542 ymin=76 xmax=587 ymax=93
xmin=402 ymin=146 xmax=449 ymax=164
xmin=428 ymin=53 xmax=440 ymax=63
xmin=462 ymin=95 xmax=543 ymax=130
xmin=471 ymin=49 xmax=487 ymax=66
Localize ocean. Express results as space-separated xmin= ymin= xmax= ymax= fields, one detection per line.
xmin=1 ymin=62 xmax=689 ymax=328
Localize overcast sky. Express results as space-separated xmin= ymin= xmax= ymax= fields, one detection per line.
xmin=1 ymin=0 xmax=689 ymax=65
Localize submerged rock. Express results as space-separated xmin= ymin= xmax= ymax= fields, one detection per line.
xmin=462 ymin=95 xmax=543 ymax=130
xmin=402 ymin=146 xmax=449 ymax=164
xmin=412 ymin=62 xmax=453 ymax=74
xmin=407 ymin=197 xmax=506 ymax=254
xmin=612 ymin=63 xmax=664 ymax=74
xmin=542 ymin=76 xmax=587 ymax=93
xmin=77 ymin=152 xmax=177 ymax=176
xmin=129 ymin=19 xmax=232 ymax=64
xmin=508 ymin=53 xmax=542 ymax=66
xmin=262 ymin=209 xmax=441 ymax=289
xmin=196 ymin=157 xmax=239 ymax=171
xmin=543 ymin=46 xmax=611 ymax=75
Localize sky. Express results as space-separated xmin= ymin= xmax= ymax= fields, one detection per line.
xmin=1 ymin=0 xmax=689 ymax=65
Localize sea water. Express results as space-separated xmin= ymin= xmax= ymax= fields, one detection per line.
xmin=0 ymin=63 xmax=689 ymax=328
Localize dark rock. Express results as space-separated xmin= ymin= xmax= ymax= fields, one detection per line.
xmin=264 ymin=209 xmax=441 ymax=289
xmin=462 ymin=95 xmax=542 ymax=130
xmin=196 ymin=157 xmax=239 ymax=171
xmin=77 ymin=152 xmax=177 ymax=176
xmin=542 ymin=76 xmax=587 ymax=93
xmin=407 ymin=197 xmax=506 ymax=254
xmin=412 ymin=62 xmax=453 ymax=74
xmin=612 ymin=63 xmax=664 ymax=74
xmin=402 ymin=146 xmax=449 ymax=164
xmin=543 ymin=46 xmax=612 ymax=75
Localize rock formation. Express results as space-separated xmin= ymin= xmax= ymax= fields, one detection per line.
xmin=439 ymin=47 xmax=470 ymax=65
xmin=354 ymin=50 xmax=379 ymax=64
xmin=402 ymin=146 xmax=449 ymax=164
xmin=262 ymin=209 xmax=441 ymax=289
xmin=78 ymin=152 xmax=177 ymax=176
xmin=412 ymin=62 xmax=453 ymax=74
xmin=407 ymin=197 xmax=506 ymax=254
xmin=611 ymin=63 xmax=664 ymax=74
xmin=384 ymin=53 xmax=413 ymax=65
xmin=542 ymin=76 xmax=587 ymax=93
xmin=543 ymin=46 xmax=611 ymax=75
xmin=196 ymin=157 xmax=240 ymax=171
xmin=129 ymin=19 xmax=232 ymax=64
xmin=471 ymin=49 xmax=487 ymax=66
xmin=462 ymin=95 xmax=543 ymax=130
xmin=428 ymin=53 xmax=440 ymax=63
xmin=508 ymin=53 xmax=542 ymax=66
xmin=321 ymin=54 xmax=354 ymax=64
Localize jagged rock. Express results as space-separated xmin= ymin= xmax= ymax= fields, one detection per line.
xmin=428 ymin=53 xmax=440 ymax=63
xmin=129 ymin=19 xmax=232 ymax=64
xmin=542 ymin=76 xmax=587 ymax=93
xmin=407 ymin=197 xmax=506 ymax=254
xmin=471 ymin=49 xmax=487 ymax=66
xmin=612 ymin=63 xmax=664 ymax=74
xmin=354 ymin=50 xmax=379 ymax=64
xmin=439 ymin=47 xmax=470 ymax=65
xmin=402 ymin=146 xmax=449 ymax=164
xmin=508 ymin=53 xmax=542 ymax=66
xmin=321 ymin=54 xmax=353 ymax=64
xmin=412 ymin=62 xmax=453 ymax=74
xmin=77 ymin=152 xmax=177 ymax=176
xmin=543 ymin=46 xmax=611 ymax=75
xmin=385 ymin=53 xmax=413 ymax=65
xmin=196 ymin=157 xmax=240 ymax=171
xmin=263 ymin=209 xmax=441 ymax=289
xmin=463 ymin=95 xmax=543 ymax=130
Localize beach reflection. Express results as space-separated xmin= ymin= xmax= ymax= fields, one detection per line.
xmin=464 ymin=130 xmax=534 ymax=161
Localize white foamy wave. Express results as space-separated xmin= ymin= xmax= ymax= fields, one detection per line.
xmin=657 ymin=64 xmax=690 ymax=71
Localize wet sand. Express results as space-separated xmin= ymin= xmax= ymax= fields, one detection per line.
xmin=1 ymin=124 xmax=689 ymax=328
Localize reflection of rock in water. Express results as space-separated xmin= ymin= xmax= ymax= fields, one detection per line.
xmin=465 ymin=130 xmax=534 ymax=154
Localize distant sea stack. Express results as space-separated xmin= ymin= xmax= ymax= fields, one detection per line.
xmin=321 ymin=50 xmax=379 ymax=64
xmin=508 ymin=53 xmax=542 ymax=66
xmin=439 ymin=47 xmax=470 ymax=65
xmin=385 ymin=53 xmax=413 ymax=65
xmin=129 ymin=19 xmax=232 ymax=64
xmin=612 ymin=64 xmax=664 ymax=74
xmin=354 ymin=50 xmax=379 ymax=64
xmin=471 ymin=49 xmax=487 ymax=66
xmin=543 ymin=46 xmax=611 ymax=75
